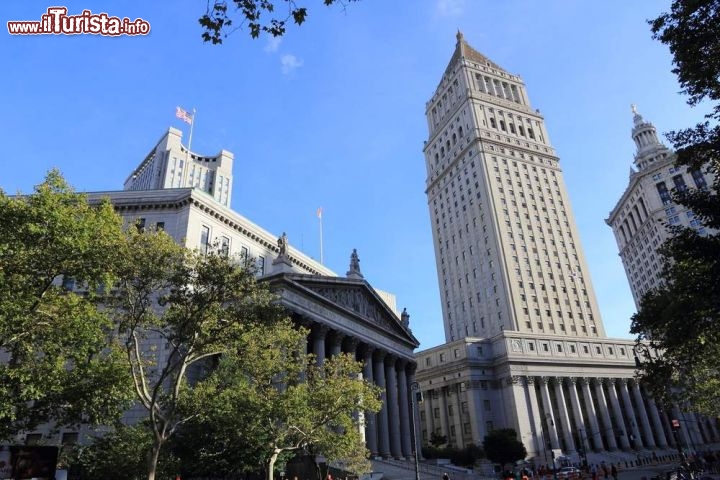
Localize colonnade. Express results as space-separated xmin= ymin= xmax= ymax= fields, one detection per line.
xmin=418 ymin=374 xmax=719 ymax=456
xmin=518 ymin=376 xmax=719 ymax=455
xmin=307 ymin=323 xmax=419 ymax=459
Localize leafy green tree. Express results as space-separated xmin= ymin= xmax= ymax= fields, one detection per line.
xmin=110 ymin=230 xmax=288 ymax=480
xmin=630 ymin=0 xmax=720 ymax=416
xmin=482 ymin=428 xmax=526 ymax=468
xmin=199 ymin=0 xmax=359 ymax=42
xmin=74 ymin=423 xmax=180 ymax=480
xmin=0 ymin=170 xmax=133 ymax=439
xmin=174 ymin=320 xmax=381 ymax=480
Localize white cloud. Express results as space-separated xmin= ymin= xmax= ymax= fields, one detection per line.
xmin=264 ymin=36 xmax=282 ymax=53
xmin=280 ymin=54 xmax=303 ymax=75
xmin=436 ymin=0 xmax=466 ymax=16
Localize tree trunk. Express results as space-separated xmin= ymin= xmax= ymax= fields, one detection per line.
xmin=267 ymin=450 xmax=280 ymax=480
xmin=147 ymin=437 xmax=162 ymax=480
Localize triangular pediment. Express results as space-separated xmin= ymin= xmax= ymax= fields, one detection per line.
xmin=271 ymin=274 xmax=419 ymax=347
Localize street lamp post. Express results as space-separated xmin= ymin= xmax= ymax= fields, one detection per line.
xmin=410 ymin=382 xmax=422 ymax=480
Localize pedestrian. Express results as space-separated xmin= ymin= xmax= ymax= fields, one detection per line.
xmin=611 ymin=463 xmax=618 ymax=480
xmin=591 ymin=464 xmax=598 ymax=480
xmin=443 ymin=473 xmax=450 ymax=480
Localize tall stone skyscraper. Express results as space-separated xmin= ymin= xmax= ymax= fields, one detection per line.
xmin=413 ymin=34 xmax=719 ymax=459
xmin=606 ymin=107 xmax=713 ymax=308
xmin=424 ymin=32 xmax=604 ymax=342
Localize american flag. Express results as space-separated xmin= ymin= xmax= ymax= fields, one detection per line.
xmin=316 ymin=207 xmax=323 ymax=219
xmin=176 ymin=106 xmax=192 ymax=125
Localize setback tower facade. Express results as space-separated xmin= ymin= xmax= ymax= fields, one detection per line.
xmin=424 ymin=32 xmax=604 ymax=343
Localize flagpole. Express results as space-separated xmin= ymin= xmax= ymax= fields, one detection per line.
xmin=182 ymin=108 xmax=196 ymax=188
xmin=318 ymin=208 xmax=324 ymax=264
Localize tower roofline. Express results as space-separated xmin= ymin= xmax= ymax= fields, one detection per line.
xmin=442 ymin=30 xmax=505 ymax=80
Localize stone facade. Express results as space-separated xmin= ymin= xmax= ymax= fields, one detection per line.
xmin=26 ymin=130 xmax=420 ymax=459
xmin=605 ymin=108 xmax=714 ymax=308
xmin=416 ymin=34 xmax=718 ymax=463
xmin=424 ymin=32 xmax=604 ymax=343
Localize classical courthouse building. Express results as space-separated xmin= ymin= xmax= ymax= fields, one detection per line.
xmin=41 ymin=127 xmax=422 ymax=460
xmin=414 ymin=33 xmax=718 ymax=463
xmin=606 ymin=108 xmax=713 ymax=308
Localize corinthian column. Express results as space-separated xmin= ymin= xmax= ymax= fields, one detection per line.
xmin=594 ymin=379 xmax=618 ymax=450
xmin=312 ymin=324 xmax=329 ymax=367
xmin=580 ymin=378 xmax=603 ymax=450
xmin=619 ymin=378 xmax=644 ymax=449
xmin=553 ymin=378 xmax=576 ymax=452
xmin=397 ymin=361 xmax=411 ymax=458
xmin=632 ymin=381 xmax=656 ymax=448
xmin=373 ymin=350 xmax=390 ymax=457
xmin=646 ymin=397 xmax=669 ymax=448
xmin=567 ymin=378 xmax=588 ymax=448
xmin=606 ymin=379 xmax=630 ymax=449
xmin=385 ymin=355 xmax=402 ymax=458
xmin=540 ymin=377 xmax=560 ymax=450
xmin=360 ymin=345 xmax=377 ymax=456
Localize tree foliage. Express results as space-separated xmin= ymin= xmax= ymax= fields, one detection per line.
xmin=199 ymin=0 xmax=359 ymax=43
xmin=174 ymin=320 xmax=381 ymax=480
xmin=0 ymin=171 xmax=134 ymax=440
xmin=631 ymin=0 xmax=720 ymax=416
xmin=482 ymin=428 xmax=526 ymax=467
xmin=110 ymin=230 xmax=287 ymax=480
xmin=75 ymin=423 xmax=180 ymax=480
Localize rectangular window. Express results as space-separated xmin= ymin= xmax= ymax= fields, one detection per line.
xmin=656 ymin=182 xmax=671 ymax=205
xmin=220 ymin=236 xmax=230 ymax=257
xmin=434 ymin=408 xmax=440 ymax=419
xmin=691 ymin=168 xmax=707 ymax=189
xmin=483 ymin=399 xmax=491 ymax=411
xmin=200 ymin=225 xmax=210 ymax=253
xmin=136 ymin=217 xmax=146 ymax=233
xmin=155 ymin=221 xmax=165 ymax=231
xmin=257 ymin=255 xmax=265 ymax=275
xmin=672 ymin=174 xmax=688 ymax=192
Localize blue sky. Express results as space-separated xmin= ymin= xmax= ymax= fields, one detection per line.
xmin=1 ymin=1 xmax=703 ymax=349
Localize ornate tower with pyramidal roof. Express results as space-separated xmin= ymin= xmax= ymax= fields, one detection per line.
xmin=424 ymin=32 xmax=604 ymax=342
xmin=414 ymin=34 xmax=718 ymax=460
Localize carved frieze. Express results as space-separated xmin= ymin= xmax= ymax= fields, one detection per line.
xmin=307 ymin=286 xmax=395 ymax=330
